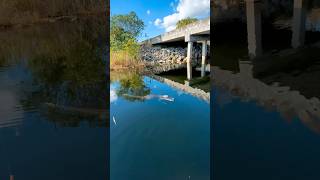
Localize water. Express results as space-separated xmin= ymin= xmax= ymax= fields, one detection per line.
xmin=0 ymin=18 xmax=108 ymax=179
xmin=212 ymin=5 xmax=320 ymax=180
xmin=110 ymin=72 xmax=210 ymax=180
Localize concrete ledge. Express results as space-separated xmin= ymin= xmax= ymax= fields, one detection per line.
xmin=141 ymin=18 xmax=210 ymax=45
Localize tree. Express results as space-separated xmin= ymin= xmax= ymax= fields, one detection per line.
xmin=176 ymin=18 xmax=198 ymax=29
xmin=110 ymin=11 xmax=144 ymax=50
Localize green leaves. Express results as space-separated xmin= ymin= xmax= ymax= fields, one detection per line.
xmin=176 ymin=17 xmax=198 ymax=29
xmin=111 ymin=11 xmax=144 ymax=38
xmin=110 ymin=11 xmax=144 ymax=56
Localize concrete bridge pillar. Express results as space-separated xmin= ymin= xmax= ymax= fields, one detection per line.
xmin=201 ymin=41 xmax=207 ymax=77
xmin=245 ymin=0 xmax=262 ymax=58
xmin=187 ymin=41 xmax=193 ymax=80
xmin=292 ymin=0 xmax=307 ymax=48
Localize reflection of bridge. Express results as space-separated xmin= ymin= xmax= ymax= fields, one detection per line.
xmin=212 ymin=61 xmax=320 ymax=133
xmin=142 ymin=18 xmax=210 ymax=80
xmin=151 ymin=75 xmax=210 ymax=103
xmin=245 ymin=0 xmax=307 ymax=57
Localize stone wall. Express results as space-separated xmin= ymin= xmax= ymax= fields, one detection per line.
xmin=139 ymin=44 xmax=203 ymax=73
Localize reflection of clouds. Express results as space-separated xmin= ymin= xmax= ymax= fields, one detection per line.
xmin=110 ymin=85 xmax=118 ymax=103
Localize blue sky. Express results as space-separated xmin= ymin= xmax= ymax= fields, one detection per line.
xmin=111 ymin=0 xmax=210 ymax=41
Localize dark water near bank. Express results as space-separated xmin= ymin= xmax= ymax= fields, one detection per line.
xmin=0 ymin=19 xmax=108 ymax=179
xmin=110 ymin=72 xmax=210 ymax=180
xmin=213 ymin=5 xmax=320 ymax=180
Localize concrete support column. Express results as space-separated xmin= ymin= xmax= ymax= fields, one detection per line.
xmin=292 ymin=0 xmax=307 ymax=48
xmin=201 ymin=41 xmax=207 ymax=77
xmin=187 ymin=41 xmax=193 ymax=80
xmin=245 ymin=0 xmax=262 ymax=58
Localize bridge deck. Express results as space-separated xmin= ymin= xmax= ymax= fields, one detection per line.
xmin=142 ymin=18 xmax=210 ymax=45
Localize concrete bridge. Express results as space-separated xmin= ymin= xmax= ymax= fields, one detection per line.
xmin=142 ymin=18 xmax=210 ymax=80
xmin=244 ymin=0 xmax=307 ymax=58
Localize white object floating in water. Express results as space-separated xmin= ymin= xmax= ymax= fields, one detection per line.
xmin=113 ymin=116 xmax=117 ymax=126
xmin=159 ymin=95 xmax=174 ymax=102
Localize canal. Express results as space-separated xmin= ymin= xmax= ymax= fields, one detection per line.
xmin=110 ymin=71 xmax=210 ymax=180
xmin=0 ymin=18 xmax=108 ymax=179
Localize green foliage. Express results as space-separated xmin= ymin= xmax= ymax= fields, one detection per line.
xmin=123 ymin=38 xmax=140 ymax=59
xmin=116 ymin=73 xmax=151 ymax=101
xmin=111 ymin=12 xmax=144 ymax=38
xmin=176 ymin=18 xmax=198 ymax=29
xmin=110 ymin=11 xmax=144 ymax=58
xmin=110 ymin=26 xmax=133 ymax=51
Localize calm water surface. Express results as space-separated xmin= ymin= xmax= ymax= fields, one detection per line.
xmin=110 ymin=72 xmax=210 ymax=180
xmin=0 ymin=19 xmax=108 ymax=179
xmin=213 ymin=5 xmax=320 ymax=180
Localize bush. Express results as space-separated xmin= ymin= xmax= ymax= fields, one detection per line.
xmin=176 ymin=18 xmax=198 ymax=29
xmin=110 ymin=12 xmax=144 ymax=69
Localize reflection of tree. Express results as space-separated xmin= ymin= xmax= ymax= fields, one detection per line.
xmin=0 ymin=18 xmax=109 ymax=127
xmin=0 ymin=57 xmax=5 ymax=67
xmin=26 ymin=23 xmax=107 ymax=107
xmin=115 ymin=73 xmax=150 ymax=102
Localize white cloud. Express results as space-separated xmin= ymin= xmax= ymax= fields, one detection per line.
xmin=147 ymin=10 xmax=151 ymax=15
xmin=154 ymin=0 xmax=210 ymax=32
xmin=154 ymin=18 xmax=162 ymax=26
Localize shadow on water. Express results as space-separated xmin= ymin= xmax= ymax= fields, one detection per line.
xmin=212 ymin=1 xmax=320 ymax=180
xmin=0 ymin=17 xmax=108 ymax=179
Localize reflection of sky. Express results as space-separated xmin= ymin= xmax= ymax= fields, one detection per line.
xmin=110 ymin=83 xmax=118 ymax=103
xmin=110 ymin=76 xmax=210 ymax=180
xmin=213 ymin=86 xmax=320 ymax=180
xmin=0 ymin=67 xmax=24 ymax=128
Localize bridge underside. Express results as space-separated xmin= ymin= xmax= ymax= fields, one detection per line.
xmin=142 ymin=18 xmax=210 ymax=81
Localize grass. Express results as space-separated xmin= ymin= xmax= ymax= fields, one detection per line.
xmin=0 ymin=0 xmax=106 ymax=28
xmin=110 ymin=50 xmax=144 ymax=71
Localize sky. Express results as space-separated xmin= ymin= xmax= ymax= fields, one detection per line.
xmin=110 ymin=0 xmax=210 ymax=41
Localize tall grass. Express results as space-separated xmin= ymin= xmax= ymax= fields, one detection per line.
xmin=110 ymin=50 xmax=144 ymax=71
xmin=0 ymin=0 xmax=106 ymax=26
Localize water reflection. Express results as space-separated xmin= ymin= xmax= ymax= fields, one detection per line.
xmin=0 ymin=18 xmax=108 ymax=179
xmin=110 ymin=71 xmax=210 ymax=179
xmin=111 ymin=71 xmax=151 ymax=102
xmin=212 ymin=1 xmax=320 ymax=179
